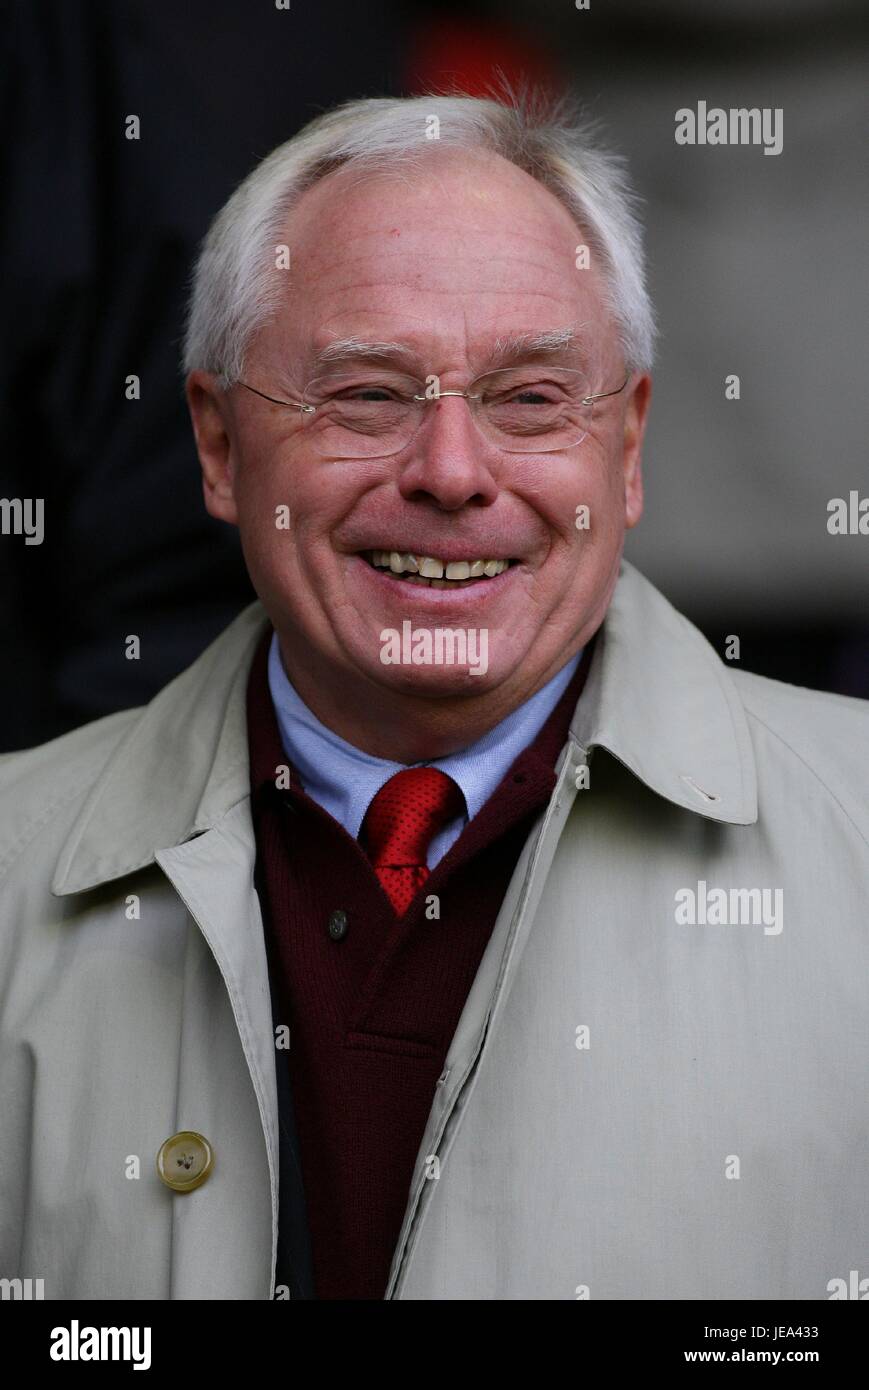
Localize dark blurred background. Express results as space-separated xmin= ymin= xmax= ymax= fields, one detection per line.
xmin=1 ymin=0 xmax=867 ymax=751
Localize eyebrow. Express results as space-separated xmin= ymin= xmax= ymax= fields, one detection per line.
xmin=310 ymin=326 xmax=587 ymax=373
xmin=312 ymin=338 xmax=419 ymax=370
xmin=488 ymin=327 xmax=583 ymax=365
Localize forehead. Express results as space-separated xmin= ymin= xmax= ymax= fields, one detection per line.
xmin=266 ymin=148 xmax=616 ymax=370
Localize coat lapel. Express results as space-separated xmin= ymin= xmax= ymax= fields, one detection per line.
xmin=50 ymin=600 xmax=280 ymax=1296
xmin=155 ymin=808 xmax=279 ymax=1297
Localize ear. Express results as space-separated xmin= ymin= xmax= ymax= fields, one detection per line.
xmin=185 ymin=371 xmax=240 ymax=526
xmin=622 ymin=373 xmax=651 ymax=530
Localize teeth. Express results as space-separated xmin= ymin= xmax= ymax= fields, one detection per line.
xmin=365 ymin=550 xmax=510 ymax=580
xmin=387 ymin=550 xmax=420 ymax=574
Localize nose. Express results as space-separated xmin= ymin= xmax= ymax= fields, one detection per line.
xmin=396 ymin=394 xmax=500 ymax=512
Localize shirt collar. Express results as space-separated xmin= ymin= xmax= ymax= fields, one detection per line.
xmin=266 ymin=632 xmax=582 ymax=839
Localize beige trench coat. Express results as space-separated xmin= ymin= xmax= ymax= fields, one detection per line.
xmin=1 ymin=560 xmax=867 ymax=1300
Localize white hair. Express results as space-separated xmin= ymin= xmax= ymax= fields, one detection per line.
xmin=182 ymin=89 xmax=656 ymax=387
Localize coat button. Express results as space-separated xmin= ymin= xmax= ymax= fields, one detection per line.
xmin=156 ymin=1131 xmax=214 ymax=1192
xmin=327 ymin=908 xmax=349 ymax=941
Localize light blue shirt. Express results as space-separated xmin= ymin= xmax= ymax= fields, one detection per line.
xmin=267 ymin=633 xmax=581 ymax=869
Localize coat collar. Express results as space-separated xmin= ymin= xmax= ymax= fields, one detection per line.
xmin=569 ymin=560 xmax=757 ymax=824
xmin=51 ymin=560 xmax=756 ymax=897
xmin=51 ymin=601 xmax=271 ymax=896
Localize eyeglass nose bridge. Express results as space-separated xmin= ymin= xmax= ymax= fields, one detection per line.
xmin=411 ymin=388 xmax=473 ymax=402
xmin=408 ymin=386 xmax=507 ymax=451
xmin=408 ymin=386 xmax=494 ymax=447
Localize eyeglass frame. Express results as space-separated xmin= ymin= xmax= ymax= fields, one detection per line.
xmin=235 ymin=368 xmax=631 ymax=455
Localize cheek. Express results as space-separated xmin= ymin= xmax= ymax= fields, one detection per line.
xmin=232 ymin=449 xmax=371 ymax=596
xmin=228 ymin=447 xmax=302 ymax=588
xmin=573 ymin=443 xmax=628 ymax=540
xmin=232 ymin=443 xmax=312 ymax=547
xmin=511 ymin=446 xmax=620 ymax=554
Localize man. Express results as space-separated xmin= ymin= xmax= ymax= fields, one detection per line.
xmin=1 ymin=92 xmax=867 ymax=1302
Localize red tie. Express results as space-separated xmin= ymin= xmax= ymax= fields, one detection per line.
xmin=359 ymin=767 xmax=465 ymax=917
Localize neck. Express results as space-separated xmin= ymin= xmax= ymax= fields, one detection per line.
xmin=274 ymin=640 xmax=584 ymax=763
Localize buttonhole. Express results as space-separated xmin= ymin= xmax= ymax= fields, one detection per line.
xmin=680 ymin=774 xmax=721 ymax=804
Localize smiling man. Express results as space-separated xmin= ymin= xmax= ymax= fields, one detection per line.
xmin=1 ymin=92 xmax=867 ymax=1303
xmin=186 ymin=134 xmax=647 ymax=761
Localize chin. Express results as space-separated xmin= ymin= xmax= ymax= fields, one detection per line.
xmin=367 ymin=662 xmax=501 ymax=698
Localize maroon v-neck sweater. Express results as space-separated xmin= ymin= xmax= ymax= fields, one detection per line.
xmin=246 ymin=630 xmax=592 ymax=1299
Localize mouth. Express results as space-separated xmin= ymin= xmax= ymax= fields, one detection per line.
xmin=357 ymin=549 xmax=519 ymax=589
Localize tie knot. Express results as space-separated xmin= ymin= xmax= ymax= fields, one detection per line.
xmin=360 ymin=766 xmax=465 ymax=870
